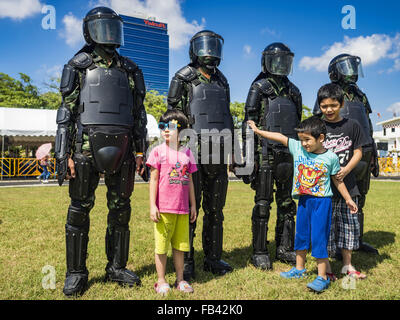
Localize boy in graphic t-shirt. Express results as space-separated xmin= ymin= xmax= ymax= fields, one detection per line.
xmin=318 ymin=83 xmax=368 ymax=280
xmin=248 ymin=116 xmax=357 ymax=293
xmin=146 ymin=109 xmax=197 ymax=295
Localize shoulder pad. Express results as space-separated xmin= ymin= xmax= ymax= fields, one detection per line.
xmin=175 ymin=65 xmax=198 ymax=82
xmin=68 ymin=52 xmax=93 ymax=69
xmin=288 ymin=82 xmax=301 ymax=97
xmin=120 ymin=56 xmax=138 ymax=73
xmin=215 ymin=69 xmax=229 ymax=87
xmin=253 ymin=78 xmax=274 ymax=96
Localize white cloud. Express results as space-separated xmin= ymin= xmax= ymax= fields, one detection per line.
xmin=60 ymin=12 xmax=84 ymax=47
xmin=388 ymin=59 xmax=400 ymax=73
xmin=92 ymin=0 xmax=206 ymax=50
xmin=41 ymin=64 xmax=62 ymax=79
xmin=243 ymin=45 xmax=252 ymax=55
xmin=260 ymin=27 xmax=281 ymax=38
xmin=299 ymin=33 xmax=400 ymax=72
xmin=0 ymin=0 xmax=42 ymax=20
xmin=387 ymin=102 xmax=400 ymax=115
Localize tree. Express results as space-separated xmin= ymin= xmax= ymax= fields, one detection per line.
xmin=302 ymin=104 xmax=312 ymax=120
xmin=143 ymin=90 xmax=167 ymax=121
xmin=0 ymin=73 xmax=43 ymax=108
xmin=230 ymin=101 xmax=245 ymax=129
xmin=0 ymin=72 xmax=61 ymax=109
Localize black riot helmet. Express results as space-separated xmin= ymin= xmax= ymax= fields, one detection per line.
xmin=189 ymin=30 xmax=224 ymax=69
xmin=261 ymin=42 xmax=294 ymax=76
xmin=328 ymin=54 xmax=364 ymax=83
xmin=83 ymin=7 xmax=124 ymax=48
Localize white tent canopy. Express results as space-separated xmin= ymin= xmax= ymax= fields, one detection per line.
xmin=0 ymin=107 xmax=160 ymax=138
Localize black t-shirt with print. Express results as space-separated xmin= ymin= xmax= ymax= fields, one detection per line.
xmin=323 ymin=118 xmax=367 ymax=198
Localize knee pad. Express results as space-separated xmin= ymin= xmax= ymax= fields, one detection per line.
xmin=252 ymin=200 xmax=271 ymax=220
xmin=273 ymin=151 xmax=293 ymax=184
xmin=69 ymin=153 xmax=98 ymax=201
xmin=107 ymin=207 xmax=131 ymax=227
xmin=118 ymin=157 xmax=135 ymax=199
xmin=66 ymin=204 xmax=90 ymax=228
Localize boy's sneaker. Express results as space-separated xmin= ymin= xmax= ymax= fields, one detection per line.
xmin=280 ymin=267 xmax=307 ymax=279
xmin=307 ymin=276 xmax=330 ymax=293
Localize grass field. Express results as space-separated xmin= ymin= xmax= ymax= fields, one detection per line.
xmin=0 ymin=180 xmax=399 ymax=300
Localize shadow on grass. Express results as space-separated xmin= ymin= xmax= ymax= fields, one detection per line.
xmin=329 ymin=231 xmax=395 ymax=275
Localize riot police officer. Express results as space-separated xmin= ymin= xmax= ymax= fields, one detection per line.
xmin=55 ymin=7 xmax=148 ymax=296
xmin=242 ymin=43 xmax=302 ymax=269
xmin=167 ymin=30 xmax=234 ymax=280
xmin=313 ymin=54 xmax=379 ymax=254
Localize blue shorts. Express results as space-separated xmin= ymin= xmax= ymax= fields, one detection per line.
xmin=294 ymin=196 xmax=332 ymax=259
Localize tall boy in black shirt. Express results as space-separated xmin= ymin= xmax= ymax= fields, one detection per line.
xmin=317 ymin=83 xmax=368 ymax=280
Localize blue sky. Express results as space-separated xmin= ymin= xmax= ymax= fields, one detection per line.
xmin=1 ymin=0 xmax=399 ymax=130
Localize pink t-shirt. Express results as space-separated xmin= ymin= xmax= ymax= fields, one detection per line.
xmin=146 ymin=143 xmax=198 ymax=214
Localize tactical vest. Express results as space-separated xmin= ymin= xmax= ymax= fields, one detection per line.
xmin=189 ymin=81 xmax=233 ymax=134
xmin=265 ymin=96 xmax=299 ymax=146
xmin=340 ymin=101 xmax=373 ymax=145
xmin=79 ymin=66 xmax=134 ymax=128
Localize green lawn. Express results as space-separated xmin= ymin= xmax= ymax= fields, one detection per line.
xmin=0 ymin=180 xmax=399 ymax=300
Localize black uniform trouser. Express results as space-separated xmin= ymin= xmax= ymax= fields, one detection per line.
xmin=251 ymin=147 xmax=296 ymax=256
xmin=65 ymin=151 xmax=136 ymax=274
xmin=185 ymin=163 xmax=228 ymax=262
xmin=354 ymin=148 xmax=373 ymax=240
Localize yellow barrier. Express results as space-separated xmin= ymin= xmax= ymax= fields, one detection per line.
xmin=378 ymin=157 xmax=400 ymax=176
xmin=0 ymin=158 xmax=15 ymax=177
xmin=0 ymin=158 xmax=56 ymax=177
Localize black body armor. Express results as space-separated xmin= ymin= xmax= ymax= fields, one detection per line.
xmin=189 ymin=81 xmax=233 ymax=134
xmin=340 ymin=101 xmax=373 ymax=145
xmin=264 ymin=96 xmax=300 ymax=145
xmin=79 ymin=66 xmax=134 ymax=127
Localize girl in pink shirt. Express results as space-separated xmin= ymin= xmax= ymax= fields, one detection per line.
xmin=146 ymin=110 xmax=197 ymax=295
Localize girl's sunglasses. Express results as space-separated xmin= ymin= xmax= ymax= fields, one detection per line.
xmin=158 ymin=121 xmax=181 ymax=131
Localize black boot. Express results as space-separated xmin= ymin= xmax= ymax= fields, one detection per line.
xmin=252 ymin=209 xmax=272 ymax=270
xmin=105 ymin=263 xmax=141 ymax=287
xmin=63 ymin=271 xmax=88 ymax=296
xmin=105 ymin=225 xmax=141 ymax=287
xmin=275 ymin=218 xmax=296 ymax=265
xmin=204 ymin=258 xmax=233 ymax=275
xmin=63 ymin=223 xmax=89 ymax=296
xmin=251 ymin=254 xmax=272 ymax=270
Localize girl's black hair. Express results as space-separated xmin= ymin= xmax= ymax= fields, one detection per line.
xmin=317 ymin=83 xmax=344 ymax=106
xmin=295 ymin=115 xmax=327 ymax=139
xmin=159 ymin=109 xmax=189 ymax=132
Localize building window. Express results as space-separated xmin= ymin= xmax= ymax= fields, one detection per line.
xmin=392 ymin=127 xmax=396 ymax=133
xmin=384 ymin=128 xmax=386 ymax=136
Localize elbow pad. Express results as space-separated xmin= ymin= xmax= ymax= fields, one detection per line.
xmin=60 ymin=64 xmax=77 ymax=96
xmin=168 ymin=76 xmax=184 ymax=105
xmin=245 ymin=83 xmax=262 ymax=114
xmin=55 ymin=104 xmax=72 ymax=159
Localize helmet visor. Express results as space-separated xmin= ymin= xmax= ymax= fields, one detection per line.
xmin=192 ymin=35 xmax=223 ymax=59
xmin=264 ymin=53 xmax=293 ymax=76
xmin=87 ymin=18 xmax=124 ymax=46
xmin=336 ymin=56 xmax=364 ymax=77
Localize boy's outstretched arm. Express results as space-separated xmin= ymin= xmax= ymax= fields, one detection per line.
xmin=331 ymin=176 xmax=358 ymax=213
xmin=247 ymin=120 xmax=288 ymax=147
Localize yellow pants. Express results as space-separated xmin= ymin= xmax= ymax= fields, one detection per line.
xmin=154 ymin=213 xmax=189 ymax=254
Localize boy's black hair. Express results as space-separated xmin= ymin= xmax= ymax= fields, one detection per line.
xmin=317 ymin=83 xmax=344 ymax=106
xmin=295 ymin=115 xmax=327 ymax=140
xmin=159 ymin=109 xmax=188 ymax=132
